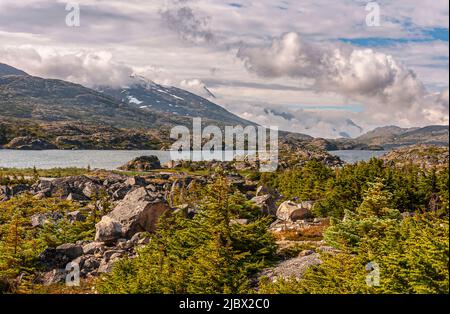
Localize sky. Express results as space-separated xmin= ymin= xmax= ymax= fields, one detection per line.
xmin=0 ymin=0 xmax=448 ymax=138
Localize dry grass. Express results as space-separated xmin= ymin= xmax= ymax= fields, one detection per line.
xmin=273 ymin=220 xmax=330 ymax=241
xmin=28 ymin=278 xmax=97 ymax=294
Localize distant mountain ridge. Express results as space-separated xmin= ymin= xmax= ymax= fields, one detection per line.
xmin=328 ymin=125 xmax=449 ymax=150
xmin=0 ymin=63 xmax=447 ymax=151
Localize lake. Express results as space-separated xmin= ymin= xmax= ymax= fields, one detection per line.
xmin=0 ymin=150 xmax=174 ymax=170
xmin=329 ymin=150 xmax=386 ymax=163
xmin=0 ymin=149 xmax=386 ymax=169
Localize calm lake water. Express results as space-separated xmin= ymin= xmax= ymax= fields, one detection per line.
xmin=0 ymin=149 xmax=386 ymax=169
xmin=0 ymin=150 xmax=173 ymax=170
xmin=329 ymin=150 xmax=386 ymax=163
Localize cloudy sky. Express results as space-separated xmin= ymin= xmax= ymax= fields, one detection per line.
xmin=0 ymin=0 xmax=448 ymax=138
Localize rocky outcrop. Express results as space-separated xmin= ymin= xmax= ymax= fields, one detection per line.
xmin=39 ymin=244 xmax=83 ymax=270
xmin=276 ymin=201 xmax=314 ymax=222
xmin=380 ymin=145 xmax=449 ymax=169
xmin=30 ymin=212 xmax=64 ymax=227
xmin=0 ymin=184 xmax=31 ymax=201
xmin=95 ymin=187 xmax=171 ymax=242
xmin=259 ymin=253 xmax=322 ymax=282
xmin=4 ymin=136 xmax=57 ymax=150
xmin=36 ymin=232 xmax=153 ymax=285
xmin=250 ymin=195 xmax=277 ymax=216
xmin=119 ymin=156 xmax=161 ymax=172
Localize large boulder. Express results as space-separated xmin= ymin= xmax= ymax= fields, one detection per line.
xmin=95 ymin=216 xmax=123 ymax=243
xmin=56 ymin=243 xmax=83 ymax=260
xmin=250 ymin=195 xmax=277 ymax=215
xmin=125 ymin=176 xmax=146 ymax=187
xmin=39 ymin=243 xmax=83 ymax=269
xmin=82 ymin=242 xmax=106 ymax=255
xmin=276 ymin=201 xmax=314 ymax=222
xmin=95 ymin=187 xmax=170 ymax=242
xmin=118 ymin=155 xmax=161 ymax=172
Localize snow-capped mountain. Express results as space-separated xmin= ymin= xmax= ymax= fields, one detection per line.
xmin=98 ymin=77 xmax=254 ymax=126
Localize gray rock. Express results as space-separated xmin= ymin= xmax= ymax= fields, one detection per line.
xmin=98 ymin=256 xmax=120 ymax=274
xmin=317 ymin=246 xmax=341 ymax=254
xmin=10 ymin=184 xmax=30 ymax=196
xmin=71 ymin=256 xmax=86 ymax=269
xmin=56 ymin=243 xmax=83 ymax=260
xmin=231 ymin=219 xmax=249 ymax=225
xmin=277 ymin=201 xmax=313 ymax=222
xmin=119 ymin=155 xmax=161 ymax=172
xmin=82 ymin=242 xmax=105 ymax=255
xmin=130 ymin=232 xmax=150 ymax=245
xmin=67 ymin=210 xmax=86 ymax=222
xmin=66 ymin=192 xmax=89 ymax=202
xmin=30 ymin=212 xmax=63 ymax=227
xmin=82 ymin=182 xmax=99 ymax=198
xmin=299 ymin=250 xmax=315 ymax=257
xmin=256 ymin=185 xmax=270 ymax=197
xmin=33 ymin=191 xmax=48 ymax=200
xmin=94 ymin=216 xmax=123 ymax=243
xmin=103 ymin=250 xmax=125 ymax=262
xmin=110 ymin=185 xmax=131 ymax=201
xmin=0 ymin=186 xmax=10 ymax=199
xmin=250 ymin=195 xmax=277 ymax=215
xmin=125 ymin=176 xmax=146 ymax=187
xmin=39 ymin=269 xmax=66 ymax=285
xmin=102 ymin=187 xmax=171 ymax=239
xmin=82 ymin=257 xmax=100 ymax=273
xmin=259 ymin=253 xmax=321 ymax=282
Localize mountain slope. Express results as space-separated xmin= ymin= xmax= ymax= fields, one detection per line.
xmin=0 ymin=63 xmax=28 ymax=76
xmin=99 ymin=78 xmax=255 ymax=127
xmin=0 ymin=74 xmax=174 ymax=129
xmin=0 ymin=63 xmax=258 ymax=150
xmin=356 ymin=125 xmax=412 ymax=142
xmin=0 ymin=64 xmax=255 ymax=129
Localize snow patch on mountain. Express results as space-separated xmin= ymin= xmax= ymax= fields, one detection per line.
xmin=127 ymin=96 xmax=143 ymax=105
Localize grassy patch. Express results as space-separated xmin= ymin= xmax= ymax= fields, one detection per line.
xmin=0 ymin=167 xmax=90 ymax=179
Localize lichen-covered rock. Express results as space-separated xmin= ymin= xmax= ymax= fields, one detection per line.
xmin=94 ymin=216 xmax=123 ymax=243
xmin=119 ymin=155 xmax=161 ymax=172
xmin=82 ymin=242 xmax=105 ymax=255
xmin=250 ymin=195 xmax=277 ymax=215
xmin=95 ymin=187 xmax=170 ymax=242
xmin=276 ymin=201 xmax=314 ymax=222
xmin=56 ymin=243 xmax=83 ymax=260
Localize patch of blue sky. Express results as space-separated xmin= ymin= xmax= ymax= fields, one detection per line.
xmin=423 ymin=27 xmax=449 ymax=41
xmin=339 ymin=27 xmax=448 ymax=47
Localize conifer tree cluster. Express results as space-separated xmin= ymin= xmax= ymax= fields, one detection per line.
xmin=260 ymin=182 xmax=449 ymax=294
xmin=0 ymin=195 xmax=95 ymax=293
xmin=97 ymin=175 xmax=277 ymax=294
